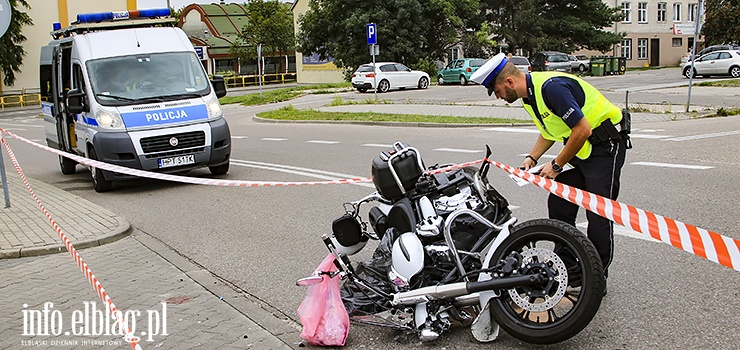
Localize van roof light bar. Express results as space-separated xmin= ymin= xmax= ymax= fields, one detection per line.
xmin=51 ymin=8 xmax=175 ymax=40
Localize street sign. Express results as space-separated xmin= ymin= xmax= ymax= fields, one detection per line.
xmin=0 ymin=0 xmax=12 ymax=39
xmin=366 ymin=23 xmax=377 ymax=45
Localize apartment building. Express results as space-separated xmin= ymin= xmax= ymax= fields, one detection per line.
xmin=595 ymin=0 xmax=705 ymax=68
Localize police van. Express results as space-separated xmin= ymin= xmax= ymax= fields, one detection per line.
xmin=40 ymin=9 xmax=231 ymax=192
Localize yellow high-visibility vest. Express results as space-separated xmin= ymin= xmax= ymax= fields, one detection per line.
xmin=523 ymin=72 xmax=621 ymax=159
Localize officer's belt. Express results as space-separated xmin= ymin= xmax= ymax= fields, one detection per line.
xmin=587 ymin=120 xmax=622 ymax=147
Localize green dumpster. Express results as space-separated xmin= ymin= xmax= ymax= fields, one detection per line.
xmin=590 ymin=58 xmax=606 ymax=76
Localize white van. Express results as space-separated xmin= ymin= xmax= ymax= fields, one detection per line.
xmin=40 ymin=9 xmax=231 ymax=192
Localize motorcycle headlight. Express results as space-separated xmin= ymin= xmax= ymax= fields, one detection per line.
xmin=96 ymin=107 xmax=124 ymax=129
xmin=206 ymin=96 xmax=222 ymax=119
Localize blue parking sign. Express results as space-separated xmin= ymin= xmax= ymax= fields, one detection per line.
xmin=366 ymin=23 xmax=377 ymax=45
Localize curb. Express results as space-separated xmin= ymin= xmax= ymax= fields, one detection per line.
xmin=0 ymin=218 xmax=132 ymax=259
xmin=252 ymin=115 xmax=534 ymax=128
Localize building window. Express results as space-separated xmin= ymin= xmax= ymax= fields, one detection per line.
xmin=621 ymin=38 xmax=632 ymax=60
xmin=449 ymin=47 xmax=459 ymax=61
xmin=687 ymin=3 xmax=697 ymax=22
xmin=657 ymin=2 xmax=667 ymax=22
xmin=622 ymin=2 xmax=632 ymax=23
xmin=638 ymin=3 xmax=648 ymax=23
xmin=673 ymin=3 xmax=681 ymax=22
xmin=637 ymin=38 xmax=648 ymax=60
xmin=672 ymin=38 xmax=682 ymax=47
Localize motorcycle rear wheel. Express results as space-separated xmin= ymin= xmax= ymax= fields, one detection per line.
xmin=489 ymin=218 xmax=604 ymax=344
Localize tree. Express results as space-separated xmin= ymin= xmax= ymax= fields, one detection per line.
xmin=702 ymin=0 xmax=740 ymax=46
xmin=460 ymin=22 xmax=498 ymax=58
xmin=297 ymin=0 xmax=481 ymax=72
xmin=483 ymin=0 xmax=622 ymax=57
xmin=0 ymin=0 xmax=32 ymax=86
xmin=231 ymin=0 xmax=295 ymax=61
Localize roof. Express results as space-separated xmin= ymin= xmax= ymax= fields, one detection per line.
xmin=180 ymin=3 xmax=249 ymax=57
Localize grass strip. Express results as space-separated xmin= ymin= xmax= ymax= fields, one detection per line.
xmin=219 ymin=83 xmax=353 ymax=106
xmin=256 ymin=105 xmax=531 ymax=125
xmin=696 ymin=79 xmax=740 ymax=87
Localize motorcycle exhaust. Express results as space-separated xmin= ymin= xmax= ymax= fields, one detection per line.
xmin=392 ymin=275 xmax=542 ymax=306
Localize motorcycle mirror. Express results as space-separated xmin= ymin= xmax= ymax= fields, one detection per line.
xmin=295 ymin=275 xmax=324 ymax=286
xmin=479 ymin=145 xmax=492 ymax=178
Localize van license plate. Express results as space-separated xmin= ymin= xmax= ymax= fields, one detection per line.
xmin=158 ymin=155 xmax=195 ymax=168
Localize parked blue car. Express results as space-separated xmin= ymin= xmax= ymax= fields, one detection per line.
xmin=437 ymin=58 xmax=487 ymax=85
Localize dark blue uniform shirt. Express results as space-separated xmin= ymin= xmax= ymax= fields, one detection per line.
xmin=523 ymin=74 xmax=586 ymax=129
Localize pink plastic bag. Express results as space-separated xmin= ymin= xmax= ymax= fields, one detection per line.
xmin=297 ymin=253 xmax=350 ymax=346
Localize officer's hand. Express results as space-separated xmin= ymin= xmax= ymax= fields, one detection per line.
xmin=539 ymin=163 xmax=558 ymax=179
xmin=521 ymin=157 xmax=536 ymax=170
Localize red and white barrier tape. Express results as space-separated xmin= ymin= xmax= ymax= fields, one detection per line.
xmin=3 ymin=126 xmax=736 ymax=272
xmin=0 ymin=129 xmax=480 ymax=186
xmin=490 ymin=158 xmax=740 ymax=273
xmin=1 ymin=136 xmax=143 ymax=350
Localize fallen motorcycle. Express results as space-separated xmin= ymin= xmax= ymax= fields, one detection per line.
xmin=298 ymin=142 xmax=605 ymax=344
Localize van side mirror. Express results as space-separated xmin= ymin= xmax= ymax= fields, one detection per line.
xmin=211 ymin=75 xmax=227 ymax=98
xmin=67 ymin=89 xmax=88 ymax=114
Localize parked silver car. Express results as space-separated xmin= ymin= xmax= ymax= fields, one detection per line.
xmin=681 ymin=50 xmax=740 ymax=79
xmin=510 ymin=56 xmax=532 ymax=74
xmin=531 ymin=51 xmax=572 ymax=73
xmin=568 ymin=55 xmax=590 ymax=73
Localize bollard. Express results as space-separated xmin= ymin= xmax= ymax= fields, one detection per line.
xmin=0 ymin=140 xmax=10 ymax=208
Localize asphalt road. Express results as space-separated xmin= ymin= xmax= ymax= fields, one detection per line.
xmin=1 ymin=72 xmax=739 ymax=349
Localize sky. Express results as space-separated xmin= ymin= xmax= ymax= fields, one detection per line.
xmin=136 ymin=0 xmax=292 ymax=11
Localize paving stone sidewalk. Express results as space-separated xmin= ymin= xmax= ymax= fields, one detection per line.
xmin=0 ymin=175 xmax=130 ymax=259
xmin=0 ymin=235 xmax=296 ymax=350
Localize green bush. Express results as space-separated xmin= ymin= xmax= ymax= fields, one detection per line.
xmin=412 ymin=57 xmax=439 ymax=79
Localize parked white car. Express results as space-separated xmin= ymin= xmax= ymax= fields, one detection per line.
xmin=351 ymin=62 xmax=430 ymax=93
xmin=681 ymin=50 xmax=740 ymax=79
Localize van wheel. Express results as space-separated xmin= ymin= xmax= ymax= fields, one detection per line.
xmin=89 ymin=148 xmax=112 ymax=193
xmin=209 ymin=162 xmax=229 ymax=175
xmin=59 ymin=155 xmax=77 ymax=175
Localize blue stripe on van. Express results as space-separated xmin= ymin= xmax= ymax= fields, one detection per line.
xmin=121 ymin=105 xmax=208 ymax=128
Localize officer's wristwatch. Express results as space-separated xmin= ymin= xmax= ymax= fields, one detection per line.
xmin=551 ymin=159 xmax=563 ymax=173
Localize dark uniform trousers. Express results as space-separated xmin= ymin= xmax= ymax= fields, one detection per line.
xmin=548 ymin=137 xmax=627 ymax=277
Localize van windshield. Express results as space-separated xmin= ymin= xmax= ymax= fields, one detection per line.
xmin=88 ymin=52 xmax=211 ymax=106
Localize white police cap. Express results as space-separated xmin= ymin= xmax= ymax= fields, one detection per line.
xmin=469 ymin=53 xmax=508 ymax=96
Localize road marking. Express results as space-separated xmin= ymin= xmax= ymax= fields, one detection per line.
xmin=634 ymin=128 xmax=665 ymax=132
xmin=577 ymin=222 xmax=659 ymax=242
xmin=230 ymin=159 xmax=375 ymax=188
xmin=482 ymin=127 xmax=540 ymax=133
xmin=434 ymin=148 xmax=481 ymax=153
xmin=662 ymin=130 xmax=740 ymax=142
xmin=517 ymin=153 xmax=555 ymax=159
xmin=362 ymin=143 xmax=393 ymax=148
xmin=260 ymin=137 xmax=287 ymax=141
xmin=0 ymin=123 xmax=43 ymax=128
xmin=631 ymin=161 xmax=714 ymax=170
xmin=231 ymin=136 xmax=247 ymax=139
xmin=628 ymin=133 xmax=672 ymax=139
xmin=307 ymin=140 xmax=340 ymax=144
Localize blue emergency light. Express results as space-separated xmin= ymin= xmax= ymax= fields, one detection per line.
xmin=76 ymin=8 xmax=171 ymax=23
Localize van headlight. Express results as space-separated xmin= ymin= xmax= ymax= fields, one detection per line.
xmin=206 ymin=96 xmax=222 ymax=119
xmin=96 ymin=107 xmax=124 ymax=129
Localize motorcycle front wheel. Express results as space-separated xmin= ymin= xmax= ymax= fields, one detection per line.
xmin=489 ymin=218 xmax=604 ymax=344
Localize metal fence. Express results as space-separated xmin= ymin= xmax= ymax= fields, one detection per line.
xmin=224 ymin=73 xmax=297 ymax=88
xmin=0 ymin=88 xmax=42 ymax=110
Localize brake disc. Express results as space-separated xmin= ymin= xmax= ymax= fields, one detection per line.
xmin=506 ymin=247 xmax=568 ymax=312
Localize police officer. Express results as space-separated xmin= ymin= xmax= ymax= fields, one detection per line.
xmin=471 ymin=53 xmax=629 ymax=292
